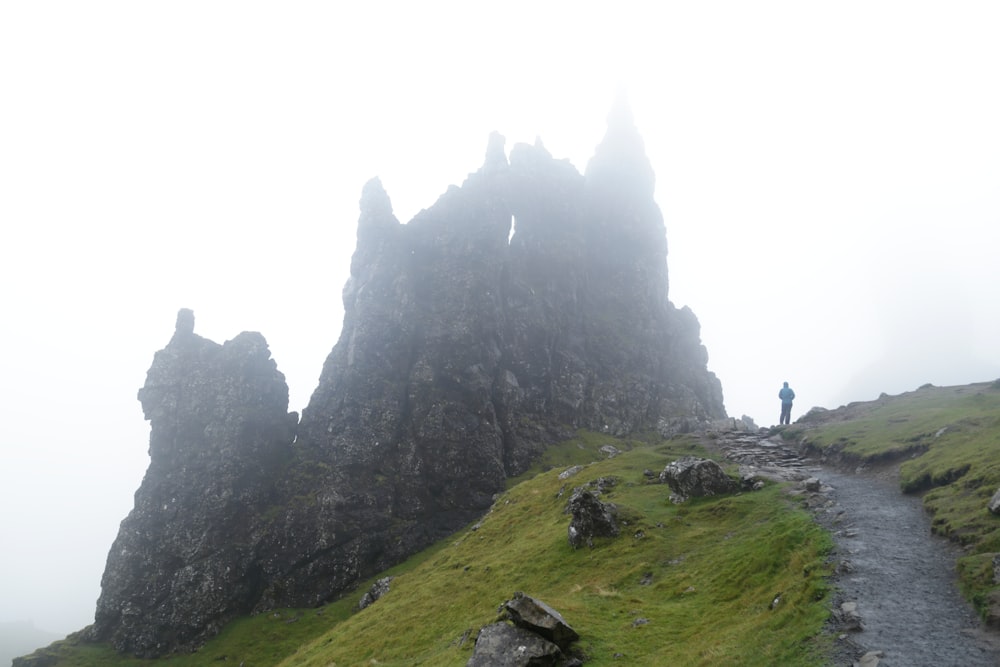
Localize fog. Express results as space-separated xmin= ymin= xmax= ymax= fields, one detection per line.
xmin=2 ymin=1 xmax=999 ymax=638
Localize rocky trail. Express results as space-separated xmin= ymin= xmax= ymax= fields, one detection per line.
xmin=709 ymin=430 xmax=1000 ymax=666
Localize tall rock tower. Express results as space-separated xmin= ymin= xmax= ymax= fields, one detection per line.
xmin=91 ymin=107 xmax=726 ymax=656
xmin=92 ymin=310 xmax=297 ymax=656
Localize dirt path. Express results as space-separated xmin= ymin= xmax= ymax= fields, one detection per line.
xmin=815 ymin=466 xmax=1000 ymax=665
xmin=709 ymin=430 xmax=1000 ymax=666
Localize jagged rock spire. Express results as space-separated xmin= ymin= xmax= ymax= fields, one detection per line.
xmin=358 ymin=177 xmax=397 ymax=227
xmin=173 ymin=308 xmax=195 ymax=338
xmin=92 ymin=109 xmax=724 ymax=658
xmin=93 ymin=319 xmax=295 ymax=656
xmin=585 ymin=92 xmax=656 ymax=201
xmin=482 ymin=131 xmax=508 ymax=172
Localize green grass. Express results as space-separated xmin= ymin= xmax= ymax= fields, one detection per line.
xmin=782 ymin=381 xmax=1000 ymax=620
xmin=503 ymin=429 xmax=682 ymax=488
xmin=17 ymin=599 xmax=358 ymax=667
xmin=21 ymin=434 xmax=835 ymax=667
xmin=277 ymin=437 xmax=833 ymax=666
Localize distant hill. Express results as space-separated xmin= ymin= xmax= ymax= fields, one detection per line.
xmin=1 ymin=621 xmax=61 ymax=667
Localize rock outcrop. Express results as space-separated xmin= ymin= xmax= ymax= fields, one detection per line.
xmin=467 ymin=593 xmax=581 ymax=666
xmin=466 ymin=623 xmax=565 ymax=666
xmin=660 ymin=456 xmax=739 ymax=503
xmin=566 ymin=488 xmax=619 ymax=549
xmin=502 ymin=592 xmax=580 ymax=650
xmin=92 ymin=310 xmax=297 ymax=656
xmin=988 ymin=488 xmax=1000 ymax=515
xmin=91 ymin=105 xmax=727 ymax=656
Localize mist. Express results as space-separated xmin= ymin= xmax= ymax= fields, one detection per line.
xmin=2 ymin=1 xmax=999 ymax=638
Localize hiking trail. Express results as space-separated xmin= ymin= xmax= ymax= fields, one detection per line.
xmin=707 ymin=429 xmax=1000 ymax=666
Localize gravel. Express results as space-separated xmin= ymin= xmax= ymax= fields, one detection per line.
xmin=814 ymin=466 xmax=1000 ymax=666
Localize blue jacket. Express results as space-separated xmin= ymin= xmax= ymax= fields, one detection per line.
xmin=779 ymin=386 xmax=795 ymax=405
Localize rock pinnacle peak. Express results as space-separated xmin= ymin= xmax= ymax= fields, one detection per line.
xmin=585 ymin=94 xmax=655 ymax=200
xmin=359 ymin=177 xmax=394 ymax=221
xmin=483 ymin=131 xmax=508 ymax=172
xmin=174 ymin=308 xmax=195 ymax=337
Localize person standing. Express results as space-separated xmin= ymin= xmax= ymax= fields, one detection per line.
xmin=778 ymin=381 xmax=795 ymax=425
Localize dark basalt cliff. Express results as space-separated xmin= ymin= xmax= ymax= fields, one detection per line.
xmin=91 ymin=105 xmax=726 ymax=657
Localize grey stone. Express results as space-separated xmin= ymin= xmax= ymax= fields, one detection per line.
xmin=503 ymin=592 xmax=580 ymax=650
xmin=659 ymin=456 xmax=738 ymax=502
xmin=988 ymin=488 xmax=1000 ymax=515
xmin=566 ymin=489 xmax=619 ymax=549
xmin=599 ymin=444 xmax=621 ymax=458
xmin=840 ymin=601 xmax=864 ymax=632
xmin=358 ymin=576 xmax=394 ymax=610
xmin=855 ymin=650 xmax=883 ymax=667
xmin=466 ymin=622 xmax=562 ymax=666
xmin=559 ymin=465 xmax=585 ymax=480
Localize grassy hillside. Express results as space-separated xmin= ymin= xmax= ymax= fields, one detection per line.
xmin=783 ymin=381 xmax=1000 ymax=621
xmin=19 ymin=432 xmax=835 ymax=666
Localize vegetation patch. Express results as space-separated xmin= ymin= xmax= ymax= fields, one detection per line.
xmin=277 ymin=440 xmax=832 ymax=666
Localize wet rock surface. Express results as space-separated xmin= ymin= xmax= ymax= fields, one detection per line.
xmin=711 ymin=431 xmax=810 ymax=483
xmin=706 ymin=429 xmax=1000 ymax=665
xmin=659 ymin=455 xmax=739 ymax=502
xmin=466 ymin=593 xmax=581 ymax=666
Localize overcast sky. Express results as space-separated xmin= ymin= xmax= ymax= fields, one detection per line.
xmin=2 ymin=1 xmax=999 ymax=637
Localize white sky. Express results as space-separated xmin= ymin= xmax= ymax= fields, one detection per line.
xmin=2 ymin=1 xmax=999 ymax=636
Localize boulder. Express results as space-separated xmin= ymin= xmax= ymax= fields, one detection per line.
xmin=558 ymin=465 xmax=585 ymax=480
xmin=659 ymin=456 xmax=738 ymax=502
xmin=466 ymin=593 xmax=581 ymax=666
xmin=838 ymin=600 xmax=864 ymax=632
xmin=988 ymin=488 xmax=1000 ymax=515
xmin=466 ymin=622 xmax=562 ymax=666
xmin=503 ymin=592 xmax=580 ymax=650
xmin=566 ymin=489 xmax=619 ymax=549
xmin=358 ymin=576 xmax=394 ymax=610
xmin=857 ymin=650 xmax=884 ymax=667
xmin=599 ymin=444 xmax=621 ymax=458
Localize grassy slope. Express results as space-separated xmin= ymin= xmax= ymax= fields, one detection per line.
xmin=783 ymin=381 xmax=1000 ymax=618
xmin=22 ymin=433 xmax=834 ymax=667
